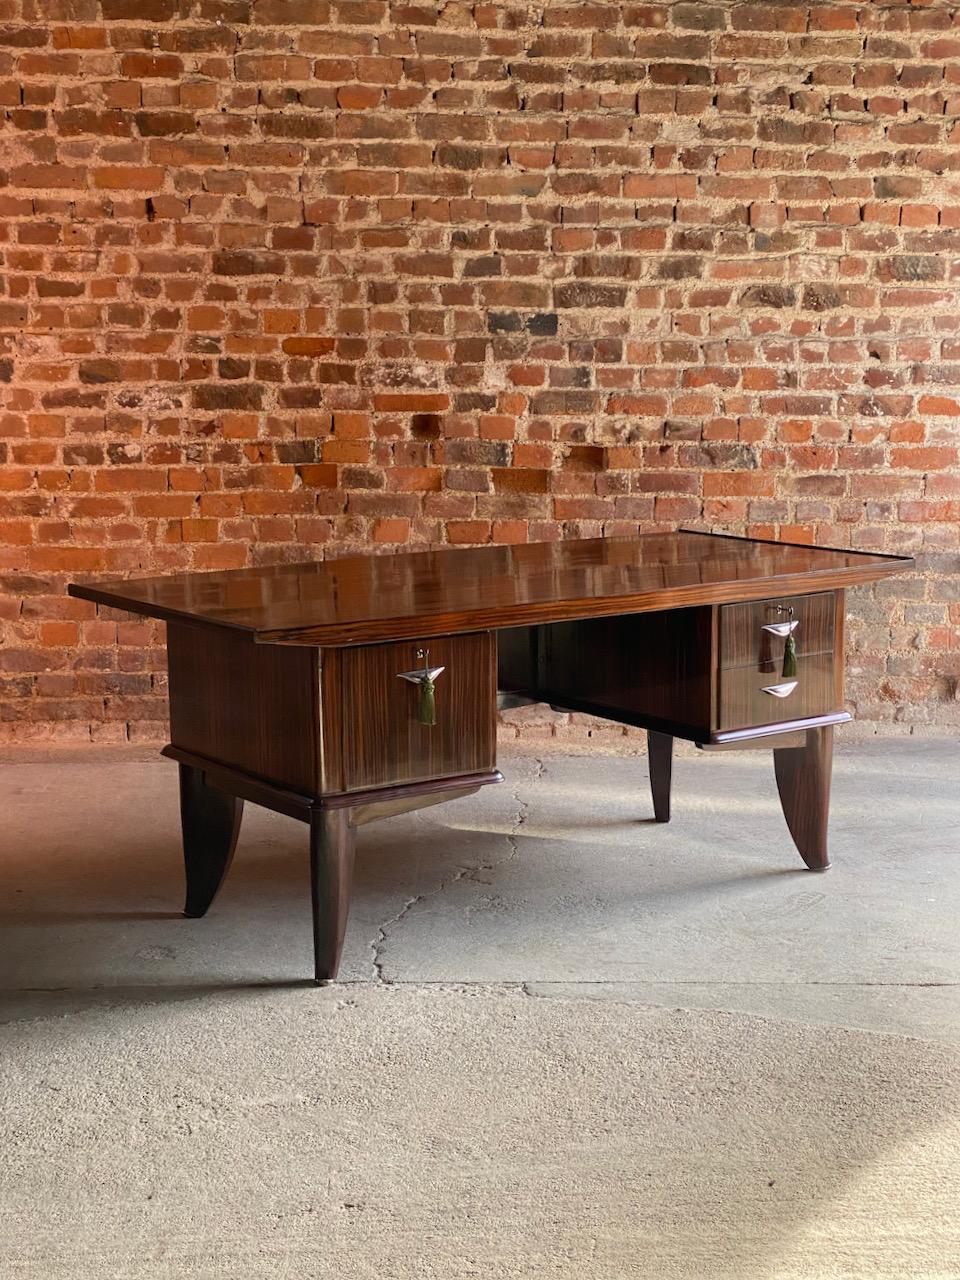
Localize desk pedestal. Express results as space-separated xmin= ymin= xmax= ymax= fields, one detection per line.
xmin=165 ymin=589 xmax=847 ymax=981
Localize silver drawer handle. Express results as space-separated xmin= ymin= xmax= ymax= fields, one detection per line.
xmin=761 ymin=680 xmax=798 ymax=699
xmin=397 ymin=647 xmax=445 ymax=727
xmin=761 ymin=620 xmax=799 ymax=638
xmin=397 ymin=665 xmax=445 ymax=685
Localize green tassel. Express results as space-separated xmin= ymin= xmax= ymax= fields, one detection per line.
xmin=782 ymin=632 xmax=798 ymax=679
xmin=418 ymin=674 xmax=436 ymax=727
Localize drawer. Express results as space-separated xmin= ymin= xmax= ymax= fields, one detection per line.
xmin=336 ymin=632 xmax=496 ymax=793
xmin=719 ymin=591 xmax=835 ymax=671
xmin=718 ymin=652 xmax=838 ymax=732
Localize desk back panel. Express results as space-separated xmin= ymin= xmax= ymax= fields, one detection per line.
xmin=501 ymin=608 xmax=716 ymax=739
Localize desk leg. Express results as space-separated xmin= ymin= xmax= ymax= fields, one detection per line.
xmin=647 ymin=731 xmax=673 ymax=823
xmin=310 ymin=809 xmax=356 ymax=983
xmin=774 ymin=726 xmax=833 ymax=871
xmin=179 ymin=763 xmax=244 ymax=917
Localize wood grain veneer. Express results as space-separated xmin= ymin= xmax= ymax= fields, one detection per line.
xmin=774 ymin=726 xmax=835 ymax=871
xmin=82 ymin=537 xmax=910 ymax=982
xmin=167 ymin=622 xmax=318 ymax=794
xmin=498 ymin=588 xmax=848 ymax=744
xmin=719 ymin=590 xmax=835 ymax=671
xmin=533 ymin=608 xmax=714 ymax=737
xmin=717 ymin=652 xmax=838 ymax=731
xmin=333 ymin=632 xmax=497 ymax=792
xmin=67 ymin=532 xmax=913 ymax=647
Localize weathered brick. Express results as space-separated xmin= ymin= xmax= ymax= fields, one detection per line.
xmin=101 ymin=0 xmax=179 ymax=17
xmin=657 ymin=257 xmax=702 ymax=280
xmin=673 ymin=4 xmax=725 ymax=30
xmin=135 ymin=112 xmax=197 ymax=137
xmin=193 ymin=384 xmax=264 ymax=410
xmin=78 ymin=360 xmax=124 ymax=384
xmin=740 ymin=284 xmax=797 ymax=308
xmin=93 ymin=166 xmax=165 ymax=190
xmin=212 ymin=251 xmax=284 ymax=276
xmin=554 ymin=283 xmax=628 ymax=308
xmin=0 ymin=0 xmax=956 ymax=744
xmin=120 ymin=53 xmax=182 ymax=78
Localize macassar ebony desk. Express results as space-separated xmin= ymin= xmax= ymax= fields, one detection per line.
xmin=68 ymin=531 xmax=912 ymax=983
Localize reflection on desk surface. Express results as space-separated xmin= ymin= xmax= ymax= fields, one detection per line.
xmin=67 ymin=530 xmax=914 ymax=645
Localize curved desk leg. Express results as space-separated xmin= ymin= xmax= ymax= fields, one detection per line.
xmin=774 ymin=726 xmax=833 ymax=871
xmin=310 ymin=808 xmax=357 ymax=983
xmin=648 ymin=731 xmax=673 ymax=824
xmin=179 ymin=763 xmax=244 ymax=918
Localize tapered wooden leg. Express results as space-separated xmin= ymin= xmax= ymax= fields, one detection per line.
xmin=310 ymin=808 xmax=356 ymax=983
xmin=648 ymin=730 xmax=673 ymax=823
xmin=179 ymin=763 xmax=244 ymax=917
xmin=774 ymin=725 xmax=833 ymax=871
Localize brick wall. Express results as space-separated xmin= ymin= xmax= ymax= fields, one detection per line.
xmin=1 ymin=0 xmax=958 ymax=746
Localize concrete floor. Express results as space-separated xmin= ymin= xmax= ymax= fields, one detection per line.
xmin=1 ymin=739 xmax=958 ymax=1040
xmin=3 ymin=741 xmax=960 ymax=1278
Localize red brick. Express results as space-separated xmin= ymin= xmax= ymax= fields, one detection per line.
xmin=0 ymin=0 xmax=955 ymax=745
xmin=337 ymin=84 xmax=382 ymax=109
xmin=120 ymin=53 xmax=183 ymax=78
xmin=372 ymin=518 xmax=410 ymax=542
xmin=446 ymin=520 xmax=492 ymax=543
xmin=93 ymin=167 xmax=165 ymax=190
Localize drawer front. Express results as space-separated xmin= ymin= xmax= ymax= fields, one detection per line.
xmin=338 ymin=632 xmax=496 ymax=793
xmin=719 ymin=591 xmax=835 ymax=671
xmin=718 ymin=652 xmax=838 ymax=731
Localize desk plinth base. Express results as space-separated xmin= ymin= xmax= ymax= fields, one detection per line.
xmin=163 ymin=746 xmax=503 ymax=983
xmin=167 ymin=712 xmax=837 ymax=983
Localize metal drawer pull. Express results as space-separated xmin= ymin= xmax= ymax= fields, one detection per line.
xmin=761 ymin=620 xmax=798 ymax=638
xmin=761 ymin=680 xmax=798 ymax=699
xmin=764 ymin=606 xmax=798 ymax=677
xmin=397 ymin=647 xmax=445 ymax=727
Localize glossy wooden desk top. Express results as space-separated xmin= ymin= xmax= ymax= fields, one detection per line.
xmin=68 ymin=531 xmax=912 ymax=647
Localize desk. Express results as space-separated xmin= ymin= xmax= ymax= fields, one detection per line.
xmin=69 ymin=531 xmax=912 ymax=982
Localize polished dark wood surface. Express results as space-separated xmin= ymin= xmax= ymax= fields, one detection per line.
xmin=719 ymin=590 xmax=835 ymax=670
xmin=90 ymin=536 xmax=910 ymax=981
xmin=716 ymin=588 xmax=844 ymax=734
xmin=165 ymin=744 xmax=502 ymax=984
xmin=698 ymin=730 xmax=807 ymax=752
xmin=164 ymin=742 xmax=502 ymax=818
xmin=718 ymin=653 xmax=838 ymax=732
xmin=334 ymin=632 xmax=496 ymax=792
xmin=168 ymin=622 xmax=498 ymax=799
xmin=167 ymin=622 xmax=318 ymax=794
xmin=647 ymin=731 xmax=673 ymax=824
xmin=179 ymin=762 xmax=244 ymax=918
xmin=496 ymin=588 xmax=846 ymax=744
xmin=774 ymin=726 xmax=834 ymax=871
xmin=647 ymin=722 xmax=834 ymax=868
xmin=163 ymin=744 xmax=317 ymax=821
xmin=710 ymin=710 xmax=850 ymax=745
xmin=311 ymin=808 xmax=356 ymax=982
xmin=532 ymin=608 xmax=714 ymax=735
xmin=68 ymin=532 xmax=912 ymax=647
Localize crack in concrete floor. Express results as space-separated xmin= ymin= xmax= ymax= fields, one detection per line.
xmin=1 ymin=742 xmax=959 ymax=1042
xmin=370 ymin=758 xmax=543 ymax=983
